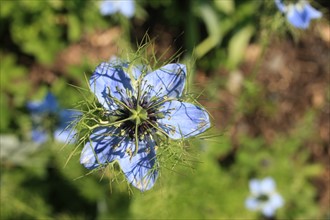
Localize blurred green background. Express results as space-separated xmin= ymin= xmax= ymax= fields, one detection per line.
xmin=1 ymin=0 xmax=329 ymax=219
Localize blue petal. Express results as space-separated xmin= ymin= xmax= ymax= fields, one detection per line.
xmin=27 ymin=92 xmax=58 ymax=114
xmin=99 ymin=0 xmax=117 ymax=16
xmin=90 ymin=62 xmax=134 ymax=110
xmin=269 ymin=193 xmax=284 ymax=209
xmin=58 ymin=109 xmax=81 ymax=129
xmin=54 ymin=129 xmax=74 ymax=143
xmin=54 ymin=110 xmax=81 ymax=143
xmin=117 ymin=140 xmax=158 ymax=191
xmin=80 ymin=127 xmax=127 ymax=169
xmin=287 ymin=5 xmax=309 ymax=29
xmin=249 ymin=179 xmax=262 ymax=195
xmin=262 ymin=203 xmax=275 ymax=217
xmin=130 ymin=64 xmax=150 ymax=80
xmin=108 ymin=57 xmax=144 ymax=80
xmin=304 ymin=3 xmax=322 ymax=19
xmin=286 ymin=2 xmax=321 ymax=29
xmin=99 ymin=0 xmax=135 ymax=18
xmin=118 ymin=0 xmax=135 ymax=18
xmin=80 ymin=127 xmax=158 ymax=190
xmin=274 ymin=0 xmax=286 ymax=13
xmin=260 ymin=177 xmax=275 ymax=194
xmin=31 ymin=129 xmax=48 ymax=144
xmin=245 ymin=197 xmax=259 ymax=211
xmin=158 ymin=100 xmax=210 ymax=139
xmin=142 ymin=64 xmax=186 ymax=99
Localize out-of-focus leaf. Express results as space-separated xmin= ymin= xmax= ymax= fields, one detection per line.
xmin=1 ymin=168 xmax=52 ymax=219
xmin=0 ymin=0 xmax=15 ymax=18
xmin=1 ymin=55 xmax=27 ymax=89
xmin=0 ymin=94 xmax=10 ymax=131
xmin=0 ymin=54 xmax=29 ymax=106
xmin=195 ymin=4 xmax=221 ymax=58
xmin=214 ymin=0 xmax=235 ymax=14
xmin=227 ymin=25 xmax=254 ymax=69
xmin=68 ymin=14 xmax=81 ymax=42
xmin=303 ymin=164 xmax=323 ymax=177
xmin=0 ymin=134 xmax=41 ymax=165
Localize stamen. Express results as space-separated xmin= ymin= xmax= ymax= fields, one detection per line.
xmin=134 ymin=123 xmax=139 ymax=156
xmin=146 ymin=96 xmax=175 ymax=111
xmin=126 ymin=148 xmax=133 ymax=160
xmin=145 ymin=120 xmax=169 ymax=138
xmin=106 ymin=87 xmax=132 ymax=111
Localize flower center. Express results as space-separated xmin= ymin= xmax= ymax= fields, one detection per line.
xmin=105 ymin=85 xmax=171 ymax=146
xmin=130 ymin=105 xmax=148 ymax=125
xmin=108 ymin=92 xmax=159 ymax=142
xmin=257 ymin=194 xmax=269 ymax=202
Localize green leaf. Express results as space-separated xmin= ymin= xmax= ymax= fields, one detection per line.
xmin=0 ymin=134 xmax=41 ymax=165
xmin=0 ymin=94 xmax=10 ymax=131
xmin=214 ymin=0 xmax=235 ymax=14
xmin=0 ymin=0 xmax=15 ymax=18
xmin=195 ymin=4 xmax=221 ymax=58
xmin=68 ymin=14 xmax=81 ymax=42
xmin=227 ymin=25 xmax=254 ymax=69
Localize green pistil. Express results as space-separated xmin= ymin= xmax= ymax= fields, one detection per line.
xmin=129 ymin=105 xmax=148 ymax=157
xmin=130 ymin=105 xmax=148 ymax=125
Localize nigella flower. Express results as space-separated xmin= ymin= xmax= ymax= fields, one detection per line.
xmin=275 ymin=0 xmax=322 ymax=29
xmin=99 ymin=0 xmax=135 ymax=18
xmin=80 ymin=61 xmax=210 ymax=191
xmin=27 ymin=92 xmax=80 ymax=144
xmin=245 ymin=177 xmax=284 ymax=217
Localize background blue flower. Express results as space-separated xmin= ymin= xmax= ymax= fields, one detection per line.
xmin=245 ymin=177 xmax=284 ymax=217
xmin=27 ymin=92 xmax=80 ymax=144
xmin=275 ymin=0 xmax=322 ymax=29
xmin=99 ymin=0 xmax=135 ymax=18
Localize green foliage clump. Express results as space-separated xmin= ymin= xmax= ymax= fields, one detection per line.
xmin=129 ymin=112 xmax=322 ymax=219
xmin=1 ymin=0 xmax=106 ymax=64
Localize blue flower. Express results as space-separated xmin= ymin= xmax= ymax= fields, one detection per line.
xmin=80 ymin=61 xmax=210 ymax=191
xmin=99 ymin=0 xmax=135 ymax=18
xmin=275 ymin=0 xmax=322 ymax=29
xmin=245 ymin=177 xmax=284 ymax=217
xmin=27 ymin=92 xmax=80 ymax=144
